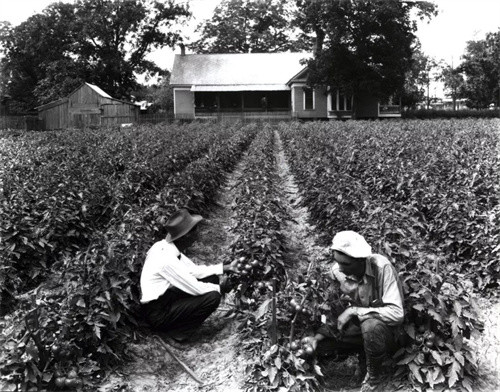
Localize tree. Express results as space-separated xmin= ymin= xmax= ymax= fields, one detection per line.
xmin=190 ymin=0 xmax=299 ymax=53
xmin=401 ymin=47 xmax=439 ymax=109
xmin=295 ymin=0 xmax=437 ymax=118
xmin=0 ymin=0 xmax=190 ymax=112
xmin=132 ymin=73 xmax=174 ymax=114
xmin=459 ymin=30 xmax=500 ymax=109
xmin=438 ymin=62 xmax=465 ymax=110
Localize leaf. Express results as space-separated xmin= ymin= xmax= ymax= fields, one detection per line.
xmin=76 ymin=298 xmax=86 ymax=307
xmin=426 ymin=366 xmax=438 ymax=388
xmin=268 ymin=366 xmax=277 ymax=384
xmin=397 ymin=352 xmax=417 ymax=365
xmin=404 ymin=323 xmax=416 ymax=339
xmin=431 ymin=350 xmax=443 ymax=366
xmin=453 ymin=351 xmax=465 ymax=366
xmin=314 ymin=364 xmax=324 ymax=377
xmin=434 ymin=367 xmax=446 ymax=385
xmin=408 ymin=362 xmax=424 ymax=384
xmin=274 ymin=356 xmax=282 ymax=370
xmin=428 ymin=309 xmax=443 ymax=324
xmin=94 ymin=325 xmax=101 ymax=340
xmin=454 ymin=333 xmax=463 ymax=351
xmin=453 ymin=300 xmax=463 ymax=316
xmin=42 ymin=372 xmax=53 ymax=382
xmin=254 ymin=298 xmax=272 ymax=321
xmin=447 ymin=360 xmax=461 ymax=388
xmin=461 ymin=376 xmax=474 ymax=392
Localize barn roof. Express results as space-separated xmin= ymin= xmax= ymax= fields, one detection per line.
xmin=36 ymin=82 xmax=135 ymax=110
xmin=85 ymin=82 xmax=112 ymax=99
xmin=170 ymin=52 xmax=311 ymax=90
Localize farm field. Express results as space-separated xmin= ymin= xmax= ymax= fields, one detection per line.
xmin=0 ymin=118 xmax=499 ymax=392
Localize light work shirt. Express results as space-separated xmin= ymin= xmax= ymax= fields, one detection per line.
xmin=332 ymin=253 xmax=404 ymax=326
xmin=140 ymin=240 xmax=223 ymax=303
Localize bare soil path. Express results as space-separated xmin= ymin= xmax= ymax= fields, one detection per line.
xmin=98 ymin=154 xmax=251 ymax=392
xmin=274 ymin=130 xmax=360 ymax=391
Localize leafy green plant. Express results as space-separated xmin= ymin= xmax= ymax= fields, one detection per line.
xmin=396 ymin=266 xmax=483 ymax=391
xmin=0 ymin=122 xmax=257 ymax=391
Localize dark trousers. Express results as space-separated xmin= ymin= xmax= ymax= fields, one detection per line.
xmin=316 ymin=317 xmax=398 ymax=361
xmin=142 ymin=275 xmax=221 ymax=340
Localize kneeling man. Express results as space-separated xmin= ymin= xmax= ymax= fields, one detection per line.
xmin=305 ymin=231 xmax=404 ymax=392
xmin=140 ymin=209 xmax=237 ymax=343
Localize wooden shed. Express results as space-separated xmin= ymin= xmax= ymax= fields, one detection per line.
xmin=36 ymin=82 xmax=138 ymax=130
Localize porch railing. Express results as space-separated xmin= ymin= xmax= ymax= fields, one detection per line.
xmin=378 ymin=104 xmax=401 ymax=116
xmin=195 ymin=110 xmax=294 ymax=122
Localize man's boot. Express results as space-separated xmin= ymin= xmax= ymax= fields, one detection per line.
xmin=360 ymin=353 xmax=386 ymax=392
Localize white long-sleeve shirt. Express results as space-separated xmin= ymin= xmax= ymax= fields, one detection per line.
xmin=140 ymin=240 xmax=223 ymax=303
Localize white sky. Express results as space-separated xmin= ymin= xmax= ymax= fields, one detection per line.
xmin=1 ymin=0 xmax=499 ymax=97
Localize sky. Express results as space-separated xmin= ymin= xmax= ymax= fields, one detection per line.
xmin=1 ymin=0 xmax=500 ymax=97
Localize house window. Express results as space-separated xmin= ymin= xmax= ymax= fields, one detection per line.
xmin=303 ymin=88 xmax=314 ymax=110
xmin=331 ymin=90 xmax=353 ymax=111
xmin=339 ymin=93 xmax=348 ymax=110
xmin=330 ymin=90 xmax=337 ymax=111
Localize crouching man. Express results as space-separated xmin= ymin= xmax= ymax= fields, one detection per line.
xmin=304 ymin=231 xmax=404 ymax=392
xmin=140 ymin=209 xmax=238 ymax=343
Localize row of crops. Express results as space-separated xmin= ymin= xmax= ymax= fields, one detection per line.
xmin=0 ymin=123 xmax=258 ymax=391
xmin=278 ymin=119 xmax=499 ymax=391
xmin=1 ymin=118 xmax=498 ymax=392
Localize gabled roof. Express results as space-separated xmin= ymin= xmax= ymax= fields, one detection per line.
xmin=170 ymin=52 xmax=311 ymax=89
xmin=36 ymin=82 xmax=134 ymax=110
xmin=85 ymin=82 xmax=112 ymax=98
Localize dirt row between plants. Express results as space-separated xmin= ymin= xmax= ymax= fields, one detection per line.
xmin=274 ymin=130 xmax=361 ymax=392
xmin=98 ymin=153 xmax=251 ymax=392
xmin=273 ymin=130 xmax=500 ymax=392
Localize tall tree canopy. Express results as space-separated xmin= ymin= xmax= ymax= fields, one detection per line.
xmin=296 ymin=0 xmax=437 ymax=116
xmin=458 ymin=30 xmax=500 ymax=109
xmin=189 ymin=0 xmax=299 ymax=54
xmin=438 ymin=63 xmax=465 ymax=110
xmin=0 ymin=0 xmax=190 ymax=112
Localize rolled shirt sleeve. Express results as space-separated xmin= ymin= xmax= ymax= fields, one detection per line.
xmin=179 ymin=254 xmax=224 ymax=279
xmin=159 ymin=257 xmax=221 ymax=296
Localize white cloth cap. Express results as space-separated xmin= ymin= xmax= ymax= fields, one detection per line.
xmin=331 ymin=231 xmax=372 ymax=259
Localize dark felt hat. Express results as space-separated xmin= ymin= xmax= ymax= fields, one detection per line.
xmin=165 ymin=209 xmax=203 ymax=242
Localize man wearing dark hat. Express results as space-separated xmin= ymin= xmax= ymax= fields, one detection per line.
xmin=140 ymin=209 xmax=238 ymax=343
xmin=303 ymin=231 xmax=404 ymax=392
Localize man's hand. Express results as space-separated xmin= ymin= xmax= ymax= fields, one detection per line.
xmin=300 ymin=334 xmax=325 ymax=351
xmin=337 ymin=307 xmax=357 ymax=332
xmin=223 ymin=259 xmax=239 ymax=274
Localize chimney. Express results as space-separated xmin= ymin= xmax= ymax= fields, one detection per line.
xmin=313 ymin=29 xmax=325 ymax=58
xmin=179 ymin=43 xmax=185 ymax=56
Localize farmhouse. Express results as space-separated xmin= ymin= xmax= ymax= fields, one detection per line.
xmin=170 ymin=52 xmax=401 ymax=120
xmin=36 ymin=82 xmax=138 ymax=130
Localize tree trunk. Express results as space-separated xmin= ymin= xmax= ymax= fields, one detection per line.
xmin=351 ymin=93 xmax=357 ymax=120
xmin=426 ymin=79 xmax=430 ymax=109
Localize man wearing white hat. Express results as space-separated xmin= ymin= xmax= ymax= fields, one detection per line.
xmin=140 ymin=209 xmax=238 ymax=343
xmin=303 ymin=231 xmax=404 ymax=392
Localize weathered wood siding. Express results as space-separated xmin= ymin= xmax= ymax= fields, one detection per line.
xmin=38 ymin=83 xmax=138 ymax=130
xmin=39 ymin=100 xmax=69 ymax=130
xmin=101 ymin=103 xmax=137 ymax=125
